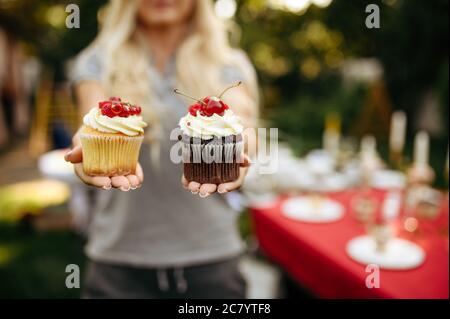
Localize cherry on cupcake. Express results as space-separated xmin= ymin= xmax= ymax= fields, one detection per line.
xmin=188 ymin=103 xmax=202 ymax=116
xmin=201 ymin=96 xmax=229 ymax=116
xmin=173 ymin=81 xmax=241 ymax=117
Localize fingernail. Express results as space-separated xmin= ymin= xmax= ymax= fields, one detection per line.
xmin=191 ymin=190 xmax=199 ymax=195
xmin=120 ymin=186 xmax=130 ymax=192
xmin=199 ymin=192 xmax=210 ymax=198
xmin=130 ymin=186 xmax=137 ymax=190
xmin=64 ymin=151 xmax=72 ymax=161
xmin=102 ymin=185 xmax=112 ymax=190
xmin=218 ymin=188 xmax=227 ymax=194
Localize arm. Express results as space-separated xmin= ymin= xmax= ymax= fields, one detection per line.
xmin=76 ymin=81 xmax=108 ymax=116
xmin=64 ymin=81 xmax=144 ymax=191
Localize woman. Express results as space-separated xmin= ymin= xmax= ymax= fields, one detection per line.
xmin=65 ymin=0 xmax=259 ymax=298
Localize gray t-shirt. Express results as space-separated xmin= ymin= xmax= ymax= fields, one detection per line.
xmin=70 ymin=46 xmax=253 ymax=267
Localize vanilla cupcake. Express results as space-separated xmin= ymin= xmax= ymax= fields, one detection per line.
xmin=79 ymin=97 xmax=147 ymax=176
xmin=175 ymin=84 xmax=245 ymax=184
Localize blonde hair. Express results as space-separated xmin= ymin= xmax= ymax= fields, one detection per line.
xmin=85 ymin=0 xmax=258 ymax=133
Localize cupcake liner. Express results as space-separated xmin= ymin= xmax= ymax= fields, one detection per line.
xmin=80 ymin=133 xmax=144 ymax=176
xmin=184 ymin=162 xmax=240 ymax=184
xmin=182 ymin=134 xmax=243 ymax=184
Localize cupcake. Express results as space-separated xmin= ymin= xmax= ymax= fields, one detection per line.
xmin=79 ymin=97 xmax=147 ymax=176
xmin=175 ymin=83 xmax=244 ymax=184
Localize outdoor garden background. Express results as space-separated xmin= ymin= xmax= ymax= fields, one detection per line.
xmin=0 ymin=0 xmax=448 ymax=298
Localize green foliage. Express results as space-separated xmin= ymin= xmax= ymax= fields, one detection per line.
xmin=238 ymin=209 xmax=253 ymax=242
xmin=0 ymin=224 xmax=85 ymax=298
xmin=0 ymin=0 xmax=106 ymax=80
xmin=374 ymin=0 xmax=449 ymax=116
xmin=234 ymin=0 xmax=449 ymax=138
xmin=268 ymin=79 xmax=367 ymax=154
xmin=2 ymin=0 xmax=447 ymax=120
xmin=436 ymin=60 xmax=449 ymax=140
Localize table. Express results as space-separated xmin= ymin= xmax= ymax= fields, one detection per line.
xmin=250 ymin=190 xmax=449 ymax=299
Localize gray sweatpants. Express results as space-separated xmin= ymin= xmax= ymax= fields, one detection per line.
xmin=83 ymin=257 xmax=246 ymax=299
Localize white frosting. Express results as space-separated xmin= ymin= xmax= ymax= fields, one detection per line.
xmin=179 ymin=109 xmax=243 ymax=139
xmin=83 ymin=107 xmax=147 ymax=136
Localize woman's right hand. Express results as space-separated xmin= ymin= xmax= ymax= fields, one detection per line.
xmin=64 ymin=144 xmax=144 ymax=192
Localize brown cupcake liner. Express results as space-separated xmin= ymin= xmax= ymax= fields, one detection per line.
xmin=181 ymin=134 xmax=243 ymax=184
xmin=184 ymin=162 xmax=240 ymax=184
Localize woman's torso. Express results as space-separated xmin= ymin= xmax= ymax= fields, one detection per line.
xmin=72 ymin=47 xmax=251 ymax=267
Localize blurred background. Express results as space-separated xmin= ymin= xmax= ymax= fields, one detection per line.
xmin=0 ymin=0 xmax=448 ymax=298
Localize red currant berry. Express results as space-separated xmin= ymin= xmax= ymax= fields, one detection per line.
xmin=117 ymin=104 xmax=128 ymax=117
xmin=101 ymin=105 xmax=114 ymax=117
xmin=111 ymin=103 xmax=123 ymax=115
xmin=135 ymin=106 xmax=142 ymax=115
xmin=99 ymin=101 xmax=111 ymax=109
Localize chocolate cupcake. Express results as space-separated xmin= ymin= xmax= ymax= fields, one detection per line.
xmin=175 ymin=83 xmax=244 ymax=184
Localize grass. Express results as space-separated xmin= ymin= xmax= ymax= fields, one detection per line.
xmin=0 ymin=223 xmax=86 ymax=298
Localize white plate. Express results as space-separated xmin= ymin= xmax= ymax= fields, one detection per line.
xmin=371 ymin=169 xmax=406 ymax=190
xmin=282 ymin=196 xmax=345 ymax=223
xmin=305 ymin=150 xmax=336 ymax=175
xmin=245 ymin=193 xmax=279 ymax=209
xmin=346 ymin=235 xmax=426 ymax=270
xmin=299 ymin=173 xmax=352 ymax=193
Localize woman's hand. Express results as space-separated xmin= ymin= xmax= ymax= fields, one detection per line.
xmin=65 ymin=145 xmax=144 ymax=191
xmin=181 ymin=154 xmax=251 ymax=198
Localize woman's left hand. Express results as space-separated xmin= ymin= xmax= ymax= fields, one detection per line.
xmin=181 ymin=154 xmax=251 ymax=198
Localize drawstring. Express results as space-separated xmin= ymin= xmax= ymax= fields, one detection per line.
xmin=156 ymin=267 xmax=188 ymax=294
xmin=156 ymin=268 xmax=169 ymax=292
xmin=174 ymin=267 xmax=188 ymax=294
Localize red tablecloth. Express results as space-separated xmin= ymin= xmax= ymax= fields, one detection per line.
xmin=250 ymin=190 xmax=449 ymax=299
